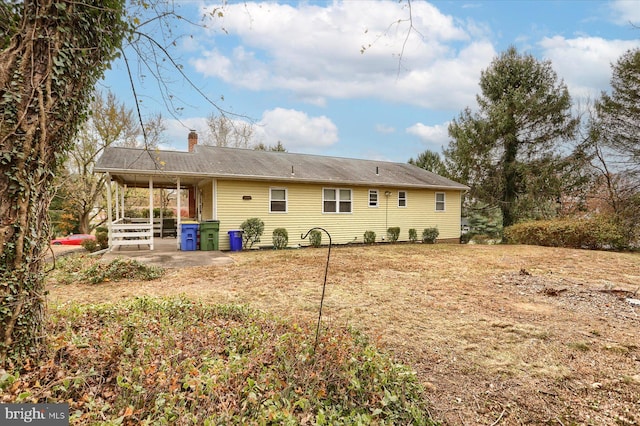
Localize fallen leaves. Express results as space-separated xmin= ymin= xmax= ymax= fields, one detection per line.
xmin=44 ymin=244 xmax=640 ymax=424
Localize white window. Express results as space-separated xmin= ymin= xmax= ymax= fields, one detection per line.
xmin=270 ymin=188 xmax=287 ymax=213
xmin=398 ymin=191 xmax=407 ymax=207
xmin=369 ymin=189 xmax=378 ymax=207
xmin=323 ymin=188 xmax=352 ymax=213
xmin=435 ymin=192 xmax=446 ymax=211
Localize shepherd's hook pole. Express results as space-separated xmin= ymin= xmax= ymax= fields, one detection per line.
xmin=300 ymin=227 xmax=332 ymax=352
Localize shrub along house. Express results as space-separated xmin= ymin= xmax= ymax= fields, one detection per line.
xmin=94 ymin=132 xmax=469 ymax=250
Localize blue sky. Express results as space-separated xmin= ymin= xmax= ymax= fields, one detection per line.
xmin=100 ymin=0 xmax=640 ymax=163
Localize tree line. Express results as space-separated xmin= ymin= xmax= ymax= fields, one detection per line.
xmin=410 ymin=46 xmax=640 ymax=243
xmin=52 ymin=92 xmax=286 ymax=237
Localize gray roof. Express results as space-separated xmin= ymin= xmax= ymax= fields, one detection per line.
xmin=95 ymin=145 xmax=469 ymax=191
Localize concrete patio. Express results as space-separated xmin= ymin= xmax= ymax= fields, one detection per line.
xmin=101 ymin=237 xmax=235 ymax=268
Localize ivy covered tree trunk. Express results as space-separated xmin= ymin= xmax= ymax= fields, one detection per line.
xmin=0 ymin=0 xmax=127 ymax=367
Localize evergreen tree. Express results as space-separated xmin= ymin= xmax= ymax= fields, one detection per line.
xmin=597 ymin=48 xmax=640 ymax=175
xmin=589 ymin=48 xmax=640 ymax=245
xmin=444 ymin=47 xmax=578 ymax=228
xmin=254 ymin=141 xmax=287 ymax=152
xmin=408 ymin=150 xmax=447 ymax=176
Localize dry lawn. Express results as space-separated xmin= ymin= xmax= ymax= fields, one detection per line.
xmin=47 ymin=244 xmax=640 ymax=425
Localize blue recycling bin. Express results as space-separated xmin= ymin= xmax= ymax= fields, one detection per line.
xmin=181 ymin=223 xmax=200 ymax=251
xmin=228 ymin=230 xmax=243 ymax=252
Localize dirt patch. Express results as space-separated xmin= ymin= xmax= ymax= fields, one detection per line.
xmin=47 ymin=244 xmax=640 ymax=425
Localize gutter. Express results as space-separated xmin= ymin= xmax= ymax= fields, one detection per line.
xmin=95 ymin=167 xmax=469 ymax=191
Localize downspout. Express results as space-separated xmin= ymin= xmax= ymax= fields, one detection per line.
xmin=213 ymin=179 xmax=218 ymax=220
xmin=384 ymin=191 xmax=391 ymax=234
xmin=177 ymin=177 xmax=181 ymax=250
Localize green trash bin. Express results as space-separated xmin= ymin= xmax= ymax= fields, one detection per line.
xmin=199 ymin=220 xmax=220 ymax=251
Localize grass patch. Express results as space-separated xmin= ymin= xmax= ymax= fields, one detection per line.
xmin=47 ymin=254 xmax=164 ymax=285
xmin=603 ymin=344 xmax=629 ymax=355
xmin=2 ymin=297 xmax=435 ymax=425
xmin=46 ymin=244 xmax=640 ymax=424
xmin=567 ymin=341 xmax=591 ymax=352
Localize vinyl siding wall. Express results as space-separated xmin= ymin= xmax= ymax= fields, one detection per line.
xmin=201 ymin=180 xmax=462 ymax=250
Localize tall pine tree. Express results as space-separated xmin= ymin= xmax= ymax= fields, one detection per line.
xmin=597 ymin=48 xmax=640 ymax=174
xmin=590 ymin=48 xmax=640 ymax=245
xmin=444 ymin=47 xmax=578 ymax=229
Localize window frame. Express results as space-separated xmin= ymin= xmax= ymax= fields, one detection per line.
xmin=269 ymin=187 xmax=288 ymax=213
xmin=323 ymin=188 xmax=352 ymax=214
xmin=398 ymin=190 xmax=407 ymax=208
xmin=435 ymin=192 xmax=446 ymax=211
xmin=368 ymin=189 xmax=379 ymax=208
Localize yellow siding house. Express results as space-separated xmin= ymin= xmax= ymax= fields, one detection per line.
xmin=95 ymin=133 xmax=468 ymax=250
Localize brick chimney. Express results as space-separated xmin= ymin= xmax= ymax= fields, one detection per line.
xmin=188 ymin=130 xmax=198 ymax=152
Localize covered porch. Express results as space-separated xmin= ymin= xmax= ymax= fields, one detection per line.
xmin=103 ymin=170 xmax=217 ymax=252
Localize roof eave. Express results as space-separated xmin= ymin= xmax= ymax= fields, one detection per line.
xmin=96 ymin=167 xmax=469 ymax=190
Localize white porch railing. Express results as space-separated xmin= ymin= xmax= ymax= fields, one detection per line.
xmin=109 ymin=218 xmax=154 ymax=250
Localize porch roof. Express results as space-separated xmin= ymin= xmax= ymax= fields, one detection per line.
xmin=95 ymin=145 xmax=469 ymax=191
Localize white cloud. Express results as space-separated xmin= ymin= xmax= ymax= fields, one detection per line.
xmin=539 ymin=36 xmax=640 ymax=99
xmin=609 ymin=0 xmax=640 ymax=25
xmin=179 ymin=34 xmax=202 ymax=53
xmin=160 ymin=110 xmax=337 ymax=152
xmin=394 ymin=40 xmax=494 ymax=108
xmin=192 ymin=47 xmax=270 ymax=91
xmin=253 ymin=108 xmax=339 ymax=150
xmin=406 ymin=122 xmax=450 ymax=149
xmin=188 ymin=1 xmax=640 ymax=121
xmin=164 ymin=117 xmax=209 ymax=150
xmin=194 ymin=0 xmax=493 ymax=109
xmin=375 ymin=124 xmax=395 ymax=134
